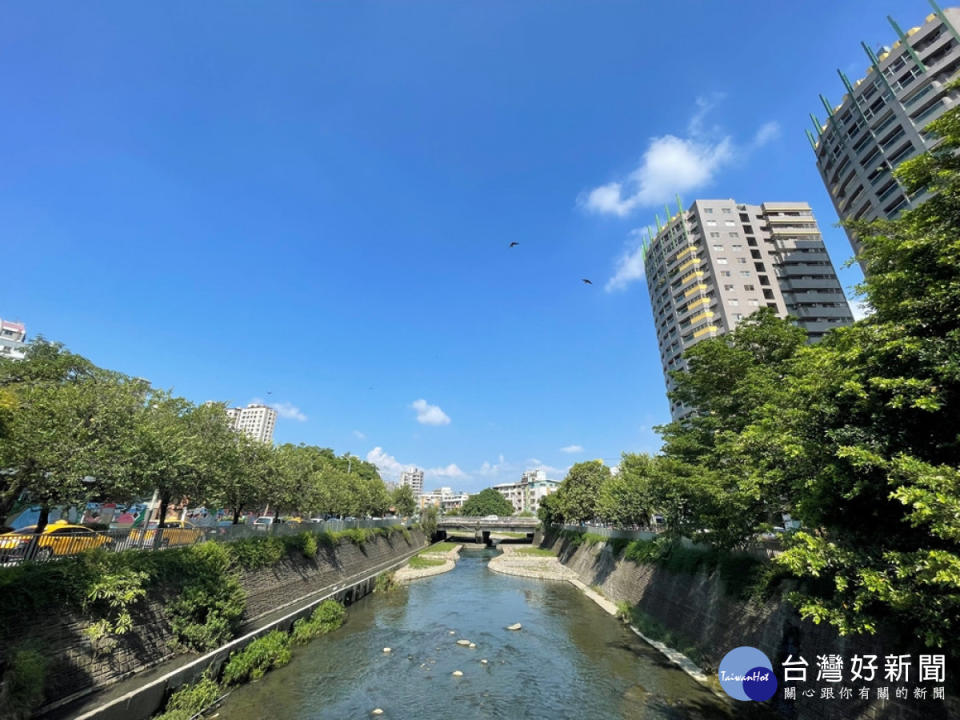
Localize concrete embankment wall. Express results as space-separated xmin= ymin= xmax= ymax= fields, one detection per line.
xmin=541 ymin=531 xmax=958 ymax=720
xmin=23 ymin=530 xmax=426 ymax=717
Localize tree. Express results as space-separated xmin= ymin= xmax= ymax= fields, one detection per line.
xmin=460 ymin=488 xmax=514 ymax=517
xmin=392 ymin=484 xmax=417 ymax=517
xmin=597 ymin=454 xmax=655 ymax=528
xmin=709 ymin=101 xmax=960 ymax=645
xmin=1 ymin=373 xmax=145 ymax=532
xmin=421 ymin=505 xmax=438 ymax=539
xmin=553 ymin=461 xmax=610 ymax=525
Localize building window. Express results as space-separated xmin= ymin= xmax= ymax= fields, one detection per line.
xmin=710 ymin=232 xmax=720 ymax=238
xmin=728 ymin=232 xmax=738 ymax=238
xmin=744 ymin=284 xmax=755 ymax=291
xmin=717 ymin=257 xmax=728 ymax=264
xmin=728 ymin=298 xmax=739 ymax=306
xmin=721 ymin=270 xmax=731 ymax=277
xmin=723 ymin=284 xmax=734 ymax=291
xmin=737 ymin=257 xmax=747 ymax=264
xmin=712 ymin=244 xmax=723 ymax=251
xmin=721 ymin=207 xmax=732 ymax=214
xmin=724 ymin=220 xmax=736 ymax=227
xmin=705 ymin=208 xmax=714 ymax=214
xmin=740 ymin=271 xmax=750 ymax=277
xmin=706 ymin=220 xmax=717 ymax=226
xmin=749 ymin=299 xmax=760 ymax=306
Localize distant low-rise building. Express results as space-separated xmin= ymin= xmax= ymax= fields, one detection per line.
xmin=494 ymin=470 xmax=559 ymax=515
xmin=0 ymin=319 xmax=27 ymax=361
xmin=419 ymin=486 xmax=470 ymax=512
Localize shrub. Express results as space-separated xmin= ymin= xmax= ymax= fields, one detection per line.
xmin=374 ymin=572 xmax=397 ymax=594
xmin=222 ymin=631 xmax=291 ymax=685
xmin=291 ymin=600 xmax=346 ymax=645
xmin=228 ymin=536 xmax=284 ymax=570
xmin=154 ymin=674 xmax=220 ymax=720
xmin=166 ymin=543 xmax=246 ymax=652
xmin=0 ymin=645 xmax=49 ymax=719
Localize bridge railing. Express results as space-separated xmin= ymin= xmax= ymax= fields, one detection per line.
xmin=557 ymin=524 xmax=661 ymax=540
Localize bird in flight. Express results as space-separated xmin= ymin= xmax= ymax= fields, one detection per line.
xmin=509 ymin=242 xmax=519 ymax=248
xmin=582 ymin=278 xmax=593 ymax=285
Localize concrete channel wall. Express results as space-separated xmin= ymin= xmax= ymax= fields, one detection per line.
xmin=542 ymin=531 xmax=959 ymax=720
xmin=30 ymin=530 xmax=428 ymax=720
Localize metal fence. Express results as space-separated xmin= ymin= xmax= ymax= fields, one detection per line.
xmin=558 ymin=524 xmax=662 ymax=540
xmin=0 ymin=517 xmax=403 ymax=566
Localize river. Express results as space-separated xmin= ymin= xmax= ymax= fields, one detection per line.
xmin=217 ymin=547 xmax=773 ymax=719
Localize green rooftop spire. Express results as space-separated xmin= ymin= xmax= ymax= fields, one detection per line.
xmin=887 ymin=15 xmax=926 ymax=71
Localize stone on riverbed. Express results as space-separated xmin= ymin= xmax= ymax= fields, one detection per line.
xmin=382 ymin=647 xmax=391 ymax=653
xmin=372 ymin=709 xmax=384 ymax=716
xmin=456 ymin=639 xmax=471 ymax=646
xmin=469 ymin=643 xmax=476 ymax=649
xmin=506 ymin=623 xmax=522 ymax=631
xmin=452 ymin=670 xmax=463 ymax=677
xmin=481 ymin=659 xmax=488 ymax=664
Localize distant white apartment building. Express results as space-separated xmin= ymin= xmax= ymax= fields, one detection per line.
xmin=418 ymin=486 xmax=470 ymax=512
xmin=0 ymin=319 xmax=27 ymax=360
xmin=494 ymin=470 xmax=559 ymax=515
xmin=225 ymin=403 xmax=278 ymax=444
xmin=400 ymin=468 xmax=424 ymax=496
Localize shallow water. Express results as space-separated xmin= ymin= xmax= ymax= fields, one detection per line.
xmin=218 ymin=547 xmax=772 ymax=719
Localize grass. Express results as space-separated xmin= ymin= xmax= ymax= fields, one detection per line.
xmin=222 ymin=630 xmax=292 ymax=685
xmin=513 ymin=547 xmax=555 ymax=557
xmin=408 ymin=555 xmax=446 ymax=569
xmin=426 ymin=541 xmax=459 ymax=553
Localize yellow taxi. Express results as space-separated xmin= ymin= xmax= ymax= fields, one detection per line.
xmin=0 ymin=520 xmax=114 ymax=561
xmin=133 ymin=520 xmax=205 ymax=548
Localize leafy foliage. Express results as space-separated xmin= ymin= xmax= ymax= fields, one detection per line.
xmin=459 ymin=488 xmax=515 ymax=517
xmin=391 ymin=484 xmax=417 ymax=517
xmin=154 ymin=674 xmax=220 ymax=720
xmin=290 ymin=600 xmax=345 ymax=645
xmin=0 ymin=644 xmax=49 ymax=719
xmin=221 ymin=630 xmax=292 ymax=685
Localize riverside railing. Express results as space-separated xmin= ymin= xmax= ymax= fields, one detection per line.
xmin=0 ymin=517 xmax=403 ymax=566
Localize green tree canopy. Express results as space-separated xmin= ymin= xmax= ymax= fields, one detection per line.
xmin=459 ymin=488 xmax=514 ymax=517
xmin=392 ymin=484 xmax=417 ymax=517
xmin=552 ymin=461 xmax=610 ymax=525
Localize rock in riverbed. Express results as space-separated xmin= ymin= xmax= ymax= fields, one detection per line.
xmin=382 ymin=647 xmax=391 ymax=653
xmin=452 ymin=670 xmax=463 ymax=677
xmin=456 ymin=639 xmax=471 ymax=646
xmin=506 ymin=623 xmax=522 ymax=631
xmin=469 ymin=643 xmax=476 ymax=649
xmin=372 ymin=710 xmax=384 ymax=716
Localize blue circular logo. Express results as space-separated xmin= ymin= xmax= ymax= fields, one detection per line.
xmin=718 ymin=646 xmax=777 ymax=701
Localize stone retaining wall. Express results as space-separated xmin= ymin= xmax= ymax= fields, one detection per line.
xmin=543 ymin=532 xmax=958 ymax=720
xmin=19 ymin=530 xmax=426 ymax=717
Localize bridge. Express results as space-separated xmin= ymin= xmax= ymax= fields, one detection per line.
xmin=436 ymin=516 xmax=540 ymax=545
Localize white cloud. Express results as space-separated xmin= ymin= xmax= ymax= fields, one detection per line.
xmin=366 ymin=447 xmax=414 ymax=485
xmin=582 ymin=97 xmax=777 ymax=218
xmin=851 ymin=300 xmax=873 ymax=321
xmin=560 ymin=444 xmax=584 ymax=454
xmin=752 ymin=121 xmax=781 ymax=147
xmin=605 ymin=229 xmax=648 ymax=292
xmin=251 ymin=398 xmax=307 ymax=422
xmin=353 ymin=430 xmax=366 ymax=440
xmin=583 ymin=134 xmax=734 ymax=216
xmin=411 ymin=398 xmax=451 ymax=426
xmin=427 ymin=463 xmax=466 ymax=479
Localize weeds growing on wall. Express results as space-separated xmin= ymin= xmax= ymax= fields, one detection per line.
xmin=153 ymin=673 xmax=220 ymax=720
xmin=221 ymin=630 xmax=292 ymax=685
xmin=290 ymin=599 xmax=346 ymax=645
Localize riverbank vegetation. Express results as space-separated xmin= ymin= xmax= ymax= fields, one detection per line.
xmin=408 ymin=554 xmax=446 ymax=569
xmin=155 ymin=599 xmax=346 ymax=720
xmin=459 ymin=488 xmax=515 ymax=517
xmin=0 ymin=345 xmax=394 ymax=533
xmin=543 ymin=103 xmax=960 ymax=649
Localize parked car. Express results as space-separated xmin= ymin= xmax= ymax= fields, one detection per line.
xmin=253 ymin=516 xmax=275 ymax=531
xmin=483 ymin=515 xmax=499 ymax=521
xmin=0 ymin=521 xmax=114 ymax=561
xmin=133 ymin=520 xmax=205 ymax=548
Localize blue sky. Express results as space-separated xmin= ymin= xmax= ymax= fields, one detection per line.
xmin=0 ymin=0 xmax=923 ymax=490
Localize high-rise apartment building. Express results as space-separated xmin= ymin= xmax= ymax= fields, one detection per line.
xmin=810 ymin=3 xmax=960 ymax=263
xmin=400 ymin=468 xmax=424 ymax=496
xmin=225 ymin=403 xmax=278 ymax=444
xmin=0 ymin=319 xmax=27 ymax=360
xmin=644 ymin=200 xmax=853 ymax=419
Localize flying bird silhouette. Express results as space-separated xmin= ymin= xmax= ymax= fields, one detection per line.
xmin=509 ymin=242 xmax=519 ymax=248
xmin=582 ymin=278 xmax=593 ymax=285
